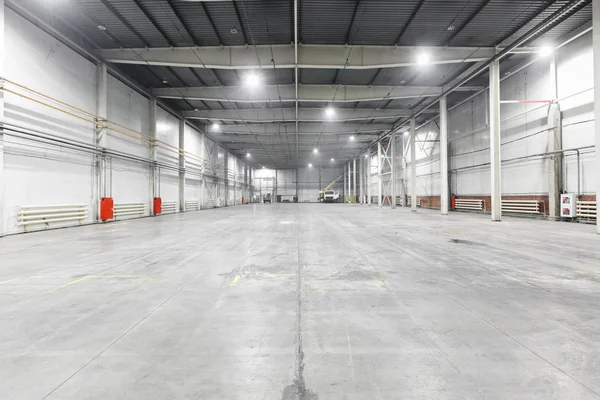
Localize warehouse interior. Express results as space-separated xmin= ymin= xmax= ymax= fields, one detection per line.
xmin=1 ymin=0 xmax=600 ymax=398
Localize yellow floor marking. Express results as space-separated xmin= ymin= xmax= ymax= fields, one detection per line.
xmin=376 ymin=279 xmax=388 ymax=291
xmin=578 ymin=270 xmax=600 ymax=274
xmin=0 ymin=279 xmax=15 ymax=285
xmin=229 ymin=275 xmax=241 ymax=288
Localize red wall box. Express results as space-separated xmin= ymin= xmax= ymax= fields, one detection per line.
xmin=100 ymin=197 xmax=114 ymax=221
xmin=153 ymin=197 xmax=162 ymax=215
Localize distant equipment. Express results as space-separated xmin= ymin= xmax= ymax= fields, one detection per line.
xmin=319 ymin=173 xmax=343 ymax=203
xmin=264 ymin=193 xmax=272 ymax=203
xmin=560 ymin=193 xmax=576 ymax=218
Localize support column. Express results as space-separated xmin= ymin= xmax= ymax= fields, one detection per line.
xmin=410 ymin=118 xmax=417 ymax=212
xmin=348 ymin=162 xmax=351 ymax=203
xmin=233 ymin=157 xmax=237 ymax=206
xmin=440 ymin=96 xmax=449 ymax=215
xmin=547 ymin=102 xmax=562 ymax=219
xmin=367 ymin=152 xmax=372 ymax=205
xmin=178 ymin=117 xmax=185 ymax=212
xmin=359 ymin=154 xmax=364 ymax=204
xmin=344 ymin=164 xmax=347 ymax=203
xmin=149 ymin=97 xmax=158 ymax=211
xmin=489 ymin=59 xmax=502 ymax=221
xmin=353 ymin=158 xmax=357 ymax=204
xmin=594 ymin=0 xmax=600 ymax=233
xmin=391 ymin=131 xmax=397 ymax=209
xmin=378 ymin=141 xmax=382 ymax=207
xmin=94 ymin=62 xmax=108 ymax=222
xmin=0 ymin=0 xmax=5 ymax=236
xmin=223 ymin=151 xmax=229 ymax=206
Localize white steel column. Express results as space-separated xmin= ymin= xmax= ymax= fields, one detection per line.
xmin=344 ymin=164 xmax=347 ymax=203
xmin=149 ymin=96 xmax=158 ymax=209
xmin=233 ymin=157 xmax=237 ymax=205
xmin=359 ymin=155 xmax=364 ymax=204
xmin=94 ymin=62 xmax=108 ymax=221
xmin=348 ymin=162 xmax=351 ymax=203
xmin=367 ymin=151 xmax=372 ymax=205
xmin=410 ymin=117 xmax=417 ymax=212
xmin=378 ymin=141 xmax=383 ymax=207
xmin=178 ymin=117 xmax=185 ymax=212
xmin=489 ymin=59 xmax=502 ymax=221
xmin=440 ymin=95 xmax=449 ymax=215
xmin=0 ymin=0 xmax=5 ymax=236
xmin=353 ymin=158 xmax=357 ymax=203
xmin=391 ymin=131 xmax=396 ymax=209
xmin=594 ymin=0 xmax=600 ymax=234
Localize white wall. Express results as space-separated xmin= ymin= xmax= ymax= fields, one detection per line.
xmin=2 ymin=8 xmax=96 ymax=234
xmin=399 ymin=31 xmax=596 ymax=200
xmin=0 ymin=10 xmax=247 ymax=235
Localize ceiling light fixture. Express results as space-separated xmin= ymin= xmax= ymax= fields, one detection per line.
xmin=447 ymin=25 xmax=455 ymax=31
xmin=325 ymin=107 xmax=335 ymax=118
xmin=162 ymin=78 xmax=168 ymax=84
xmin=539 ymin=45 xmax=553 ymax=57
xmin=212 ymin=122 xmax=220 ymax=131
xmin=218 ymin=153 xmax=224 ymax=158
xmin=244 ymin=72 xmax=261 ymax=88
xmin=231 ymin=27 xmax=238 ymax=34
xmin=365 ymin=154 xmax=369 ymax=158
xmin=416 ymin=52 xmax=430 ymax=65
xmin=246 ymin=153 xmax=251 ymax=158
xmin=98 ymin=25 xmax=107 ymax=31
xmin=308 ymin=163 xmax=313 ymax=168
xmin=349 ymin=136 xmax=355 ymax=141
xmin=262 ymin=166 xmax=265 ymax=169
xmin=331 ymin=158 xmax=335 ymax=162
xmin=313 ymin=148 xmax=318 ymax=154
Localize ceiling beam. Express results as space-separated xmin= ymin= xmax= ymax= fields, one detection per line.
xmin=445 ymin=0 xmax=492 ymax=45
xmin=98 ymin=44 xmax=537 ymax=70
xmin=183 ymin=107 xmax=422 ymax=123
xmin=153 ymin=84 xmax=483 ymax=103
xmin=215 ymin=122 xmax=393 ymax=135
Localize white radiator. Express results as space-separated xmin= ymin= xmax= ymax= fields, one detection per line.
xmin=161 ymin=201 xmax=178 ymax=214
xmin=501 ymin=199 xmax=541 ymax=214
xmin=114 ymin=203 xmax=146 ymax=219
xmin=185 ymin=200 xmax=200 ymax=211
xmin=455 ymin=199 xmax=484 ymax=211
xmin=17 ymin=204 xmax=88 ymax=228
xmin=576 ymin=201 xmax=597 ymax=220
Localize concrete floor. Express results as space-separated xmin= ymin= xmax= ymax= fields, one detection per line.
xmin=1 ymin=204 xmax=599 ymax=399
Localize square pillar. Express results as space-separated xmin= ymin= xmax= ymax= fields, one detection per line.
xmin=343 ymin=164 xmax=347 ymax=203
xmin=93 ymin=62 xmax=108 ymax=222
xmin=378 ymin=141 xmax=382 ymax=207
xmin=149 ymin=97 xmax=158 ymax=211
xmin=367 ymin=151 xmax=372 ymax=205
xmin=391 ymin=131 xmax=396 ymax=209
xmin=359 ymin=154 xmax=364 ymax=204
xmin=178 ymin=117 xmax=185 ymax=212
xmin=353 ymin=158 xmax=357 ymax=204
xmin=410 ymin=117 xmax=417 ymax=212
xmin=594 ymin=0 xmax=600 ymax=233
xmin=440 ymin=95 xmax=449 ymax=215
xmin=489 ymin=59 xmax=502 ymax=221
xmin=0 ymin=0 xmax=4 ymax=236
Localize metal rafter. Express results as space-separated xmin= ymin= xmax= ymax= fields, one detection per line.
xmin=99 ymin=44 xmax=535 ymax=70
xmin=165 ymin=0 xmax=200 ymax=45
xmin=98 ymin=0 xmax=150 ymax=47
xmin=445 ymin=0 xmax=492 ymax=45
xmin=232 ymin=1 xmax=249 ymax=44
xmin=394 ymin=0 xmax=427 ymax=45
xmin=153 ymin=84 xmax=484 ymax=103
xmin=201 ymin=2 xmax=224 ymax=46
xmin=132 ymin=0 xmax=174 ymax=47
xmin=345 ymin=0 xmax=361 ymax=44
